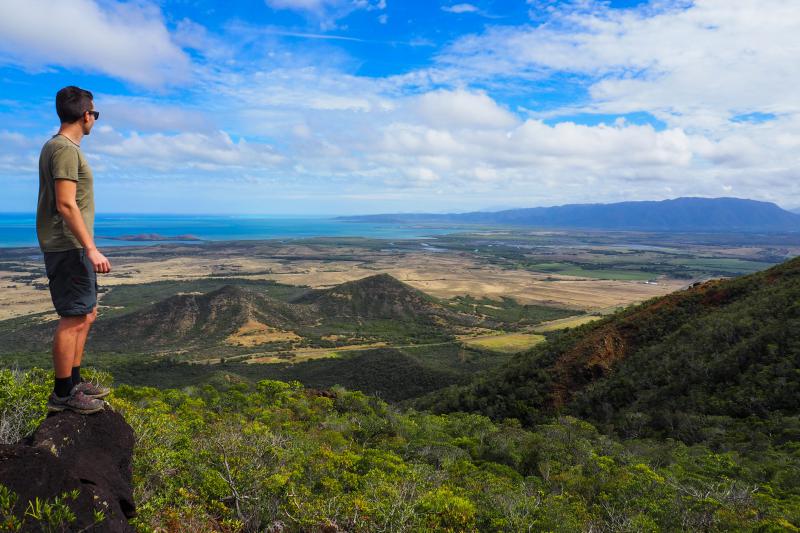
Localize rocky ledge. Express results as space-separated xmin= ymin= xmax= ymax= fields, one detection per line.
xmin=0 ymin=407 xmax=135 ymax=532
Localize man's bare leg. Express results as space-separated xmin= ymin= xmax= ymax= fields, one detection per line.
xmin=72 ymin=307 xmax=97 ymax=369
xmin=53 ymin=314 xmax=91 ymax=385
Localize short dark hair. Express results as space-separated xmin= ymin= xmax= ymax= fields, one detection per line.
xmin=55 ymin=86 xmax=94 ymax=123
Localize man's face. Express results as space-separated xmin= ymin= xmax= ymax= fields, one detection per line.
xmin=81 ymin=102 xmax=97 ymax=135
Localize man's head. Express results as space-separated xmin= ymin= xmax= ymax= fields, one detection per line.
xmin=55 ymin=86 xmax=97 ymax=134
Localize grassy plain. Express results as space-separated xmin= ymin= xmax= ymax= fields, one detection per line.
xmin=533 ymin=314 xmax=603 ymax=332
xmin=6 ymin=229 xmax=769 ymax=320
xmin=461 ymin=332 xmax=546 ymax=353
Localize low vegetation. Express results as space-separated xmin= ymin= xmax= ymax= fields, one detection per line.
xmin=1 ymin=368 xmax=797 ymax=531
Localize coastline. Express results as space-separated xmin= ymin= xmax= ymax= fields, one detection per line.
xmin=0 ymin=213 xmax=456 ymax=249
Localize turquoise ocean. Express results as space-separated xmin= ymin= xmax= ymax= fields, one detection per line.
xmin=0 ymin=213 xmax=454 ymax=249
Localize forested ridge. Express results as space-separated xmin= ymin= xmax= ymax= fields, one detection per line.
xmin=415 ymin=256 xmax=800 ymax=445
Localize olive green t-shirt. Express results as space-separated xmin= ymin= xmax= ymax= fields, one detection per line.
xmin=36 ymin=134 xmax=95 ymax=252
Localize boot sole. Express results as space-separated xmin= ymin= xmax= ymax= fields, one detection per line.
xmin=83 ymin=390 xmax=111 ymax=400
xmin=47 ymin=402 xmax=105 ymax=415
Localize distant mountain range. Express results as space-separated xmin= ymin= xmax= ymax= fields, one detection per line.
xmin=339 ymin=197 xmax=800 ymax=232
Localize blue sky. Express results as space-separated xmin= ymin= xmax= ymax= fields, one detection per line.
xmin=1 ymin=0 xmax=798 ymax=214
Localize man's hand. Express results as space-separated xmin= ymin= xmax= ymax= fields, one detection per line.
xmin=86 ymin=248 xmax=111 ymax=273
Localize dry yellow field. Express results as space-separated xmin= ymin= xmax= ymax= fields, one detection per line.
xmin=0 ymin=266 xmax=55 ymax=320
xmin=224 ymin=319 xmax=302 ymax=347
xmin=99 ymin=249 xmax=686 ymax=311
xmin=533 ymin=315 xmax=603 ymax=332
xmin=462 ymin=333 xmax=546 ymax=353
xmin=247 ymin=342 xmax=388 ymax=364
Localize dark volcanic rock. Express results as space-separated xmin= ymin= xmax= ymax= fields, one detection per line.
xmin=0 ymin=407 xmax=135 ymax=532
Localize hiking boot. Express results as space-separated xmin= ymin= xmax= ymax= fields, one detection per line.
xmin=47 ymin=388 xmax=105 ymax=415
xmin=73 ymin=380 xmax=111 ymax=400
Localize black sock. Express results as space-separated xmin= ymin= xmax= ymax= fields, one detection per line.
xmin=72 ymin=366 xmax=82 ymax=384
xmin=54 ymin=376 xmax=73 ymax=398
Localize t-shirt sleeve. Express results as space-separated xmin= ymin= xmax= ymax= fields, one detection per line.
xmin=50 ymin=146 xmax=80 ymax=182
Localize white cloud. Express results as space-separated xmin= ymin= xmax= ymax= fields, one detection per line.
xmin=96 ymin=96 xmax=213 ymax=133
xmin=0 ymin=0 xmax=191 ymax=88
xmin=99 ymin=60 xmax=799 ymax=207
xmin=0 ymin=130 xmax=40 ymax=175
xmin=5 ymin=68 xmax=800 ymax=210
xmin=438 ymin=0 xmax=800 ymax=132
xmin=443 ymin=4 xmax=480 ymax=14
xmin=173 ymin=18 xmax=235 ymax=62
xmin=92 ymin=128 xmax=284 ymax=172
xmin=207 ymin=67 xmax=396 ymax=120
xmin=413 ymin=89 xmax=518 ymax=129
xmin=370 ymin=118 xmax=696 ymax=190
xmin=265 ymin=0 xmax=386 ymax=29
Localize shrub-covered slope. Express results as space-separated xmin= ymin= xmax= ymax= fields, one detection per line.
xmin=2 ymin=368 xmax=797 ymax=531
xmin=418 ymin=255 xmax=800 ymax=444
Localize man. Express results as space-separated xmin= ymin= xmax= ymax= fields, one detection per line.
xmin=37 ymin=86 xmax=111 ymax=415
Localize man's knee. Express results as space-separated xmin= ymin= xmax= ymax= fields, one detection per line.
xmin=81 ymin=308 xmax=97 ymax=330
xmin=58 ymin=310 xmax=95 ymax=330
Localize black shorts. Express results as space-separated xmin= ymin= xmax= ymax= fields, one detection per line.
xmin=44 ymin=248 xmax=98 ymax=317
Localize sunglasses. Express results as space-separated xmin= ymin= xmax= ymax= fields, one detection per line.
xmin=85 ymin=110 xmax=100 ymax=120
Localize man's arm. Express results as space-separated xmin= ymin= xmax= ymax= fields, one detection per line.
xmin=54 ymin=179 xmax=111 ymax=273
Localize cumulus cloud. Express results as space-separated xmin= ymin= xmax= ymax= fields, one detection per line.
xmin=0 ymin=0 xmax=191 ymax=87
xmin=442 ymin=4 xmax=480 ymax=14
xmin=369 ymin=117 xmax=696 ymax=191
xmin=413 ymin=90 xmax=518 ymax=129
xmin=68 ymin=66 xmax=800 ymax=207
xmin=92 ymin=128 xmax=284 ymax=172
xmin=438 ymin=0 xmax=800 ymax=131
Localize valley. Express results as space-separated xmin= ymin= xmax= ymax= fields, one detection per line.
xmin=0 ymin=229 xmax=795 ymax=400
xmin=3 ymin=228 xmax=794 ymax=321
